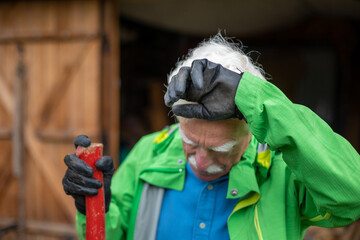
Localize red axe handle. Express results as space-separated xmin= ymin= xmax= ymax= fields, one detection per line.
xmin=76 ymin=143 xmax=105 ymax=240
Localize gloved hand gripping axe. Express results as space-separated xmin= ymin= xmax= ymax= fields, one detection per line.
xmin=76 ymin=143 xmax=105 ymax=240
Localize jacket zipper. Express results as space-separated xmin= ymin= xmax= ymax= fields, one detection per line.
xmin=254 ymin=204 xmax=263 ymax=240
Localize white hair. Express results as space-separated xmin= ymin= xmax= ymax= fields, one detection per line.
xmin=167 ymin=33 xmax=266 ymax=83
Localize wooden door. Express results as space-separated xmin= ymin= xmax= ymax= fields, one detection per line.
xmin=0 ymin=1 xmax=119 ymax=239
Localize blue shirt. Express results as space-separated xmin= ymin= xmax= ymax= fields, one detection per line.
xmin=156 ymin=163 xmax=239 ymax=240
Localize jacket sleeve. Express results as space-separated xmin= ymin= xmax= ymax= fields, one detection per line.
xmin=235 ymin=72 xmax=360 ymax=227
xmin=75 ymin=134 xmax=156 ymax=240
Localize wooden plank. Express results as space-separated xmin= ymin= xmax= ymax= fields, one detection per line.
xmin=0 ymin=44 xmax=16 ymax=128
xmin=0 ymin=218 xmax=76 ymax=237
xmin=0 ymin=218 xmax=17 ymax=238
xmin=66 ymin=40 xmax=101 ymax=132
xmin=24 ymin=125 xmax=75 ymax=223
xmin=0 ymin=221 xmax=17 ymax=238
xmin=0 ymin=1 xmax=99 ymax=41
xmin=0 ymin=33 xmax=100 ymax=44
xmin=35 ymin=128 xmax=99 ymax=142
xmin=0 ymin=128 xmax=12 ymax=139
xmin=0 ymin=140 xmax=18 ymax=214
xmin=100 ymin=0 xmax=120 ymax=161
xmin=12 ymin=44 xmax=25 ymax=177
xmin=12 ymin=44 xmax=26 ymax=240
xmin=26 ymin=220 xmax=76 ymax=237
xmin=0 ymin=164 xmax=12 ymax=196
xmin=38 ymin=41 xmax=94 ymax=127
xmin=0 ymin=73 xmax=13 ymax=115
xmin=0 ymin=147 xmax=12 ymax=202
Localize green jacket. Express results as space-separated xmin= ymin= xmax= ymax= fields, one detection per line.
xmin=77 ymin=72 xmax=360 ymax=240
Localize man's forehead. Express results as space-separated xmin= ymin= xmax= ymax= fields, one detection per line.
xmin=179 ymin=120 xmax=239 ymax=143
xmin=178 ymin=117 xmax=244 ymax=138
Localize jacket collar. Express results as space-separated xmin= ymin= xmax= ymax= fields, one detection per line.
xmin=227 ymin=135 xmax=260 ymax=199
xmin=140 ymin=125 xmax=186 ymax=191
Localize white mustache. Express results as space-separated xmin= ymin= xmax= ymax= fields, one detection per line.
xmin=188 ymin=155 xmax=223 ymax=174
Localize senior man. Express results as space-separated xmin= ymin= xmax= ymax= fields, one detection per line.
xmin=63 ymin=34 xmax=360 ymax=240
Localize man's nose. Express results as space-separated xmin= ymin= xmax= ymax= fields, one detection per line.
xmin=195 ymin=148 xmax=213 ymax=170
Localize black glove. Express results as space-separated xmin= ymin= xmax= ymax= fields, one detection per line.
xmin=164 ymin=58 xmax=244 ymax=121
xmin=62 ymin=135 xmax=114 ymax=215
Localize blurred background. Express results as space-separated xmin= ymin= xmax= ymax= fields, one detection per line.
xmin=0 ymin=0 xmax=359 ymax=239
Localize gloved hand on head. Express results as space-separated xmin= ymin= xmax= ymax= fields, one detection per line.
xmin=62 ymin=135 xmax=114 ymax=215
xmin=164 ymin=58 xmax=244 ymax=121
